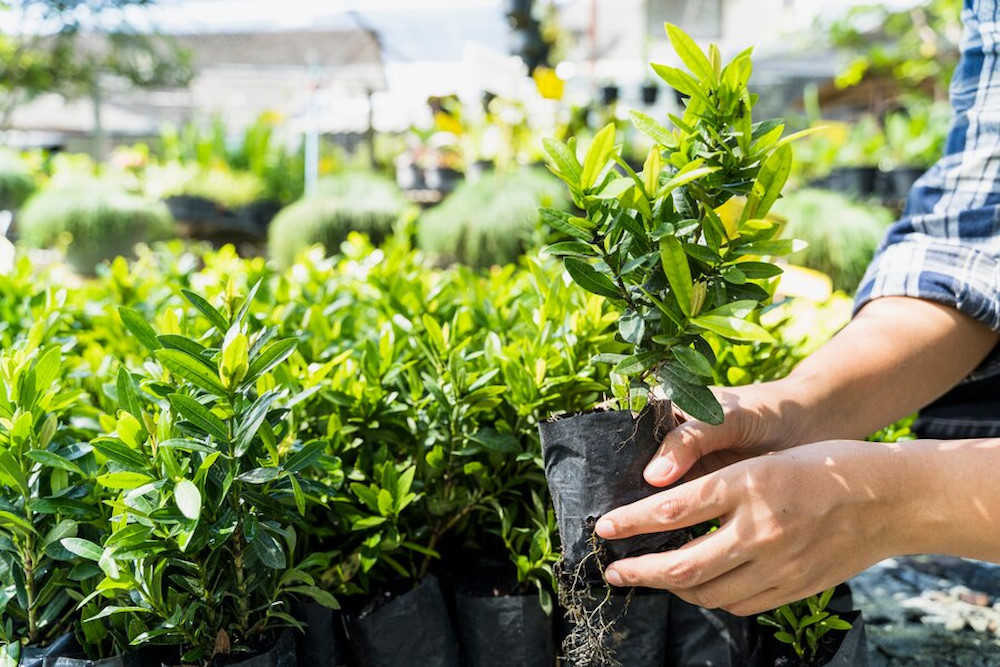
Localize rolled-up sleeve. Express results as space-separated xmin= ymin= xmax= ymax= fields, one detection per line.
xmin=854 ymin=2 xmax=1000 ymax=375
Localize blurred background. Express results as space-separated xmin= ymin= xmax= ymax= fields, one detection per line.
xmin=0 ymin=0 xmax=960 ymax=296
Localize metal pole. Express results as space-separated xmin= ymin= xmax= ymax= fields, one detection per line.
xmin=305 ymin=65 xmax=320 ymax=197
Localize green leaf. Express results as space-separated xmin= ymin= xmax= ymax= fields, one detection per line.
xmin=735 ymin=261 xmax=783 ymax=279
xmin=540 ymin=207 xmax=592 ymax=241
xmin=237 ymin=467 xmax=282 ymax=484
xmin=289 ymin=474 xmax=306 ymax=516
xmin=97 ymin=472 xmax=154 ymax=489
xmin=180 ymin=289 xmax=229 ymax=332
xmin=660 ymin=236 xmax=693 ymax=316
xmin=543 ymin=137 xmax=582 ymax=186
xmin=33 ymin=346 xmax=61 ymax=393
xmin=85 ymin=606 xmax=151 ymax=622
xmin=594 ymin=177 xmax=634 ymax=200
xmin=174 ymin=479 xmax=201 ymax=521
xmin=0 ymin=451 xmax=29 ymax=496
xmin=284 ymin=440 xmax=326 ymax=473
xmin=690 ymin=314 xmax=774 ymax=344
xmin=650 ymin=64 xmax=705 ymax=102
xmin=61 ymin=537 xmax=103 ymax=561
xmin=156 ymin=349 xmax=228 ymax=397
xmin=665 ymin=23 xmax=714 ymax=82
xmin=253 ymin=531 xmax=286 ymax=569
xmin=732 ymin=239 xmax=806 ymax=257
xmin=655 ymin=366 xmax=723 ymax=425
xmin=233 ymin=391 xmax=278 ymax=457
xmin=470 ymin=428 xmax=519 ymax=454
xmin=91 ymin=438 xmax=149 ymax=471
xmin=612 ymin=351 xmax=661 ymax=376
xmin=167 ymin=394 xmax=229 ymax=441
xmin=582 ymin=123 xmax=616 ymax=189
xmin=742 ymin=143 xmax=793 ymax=222
xmin=118 ymin=307 xmax=162 ymax=352
xmin=116 ymin=367 xmax=144 ymax=420
xmin=286 ymin=585 xmax=339 ymax=610
xmin=0 ymin=510 xmax=36 ymax=536
xmin=672 ymin=346 xmax=714 ymax=379
xmin=563 ymin=258 xmax=622 ymax=300
xmin=25 ymin=450 xmax=84 ymax=475
xmin=247 ymin=339 xmax=298 ymax=379
xmin=156 ymin=335 xmax=215 ymax=370
xmin=659 ymin=166 xmax=720 ymax=197
xmin=544 ymin=241 xmax=594 ymax=258
xmin=630 ymin=110 xmax=674 ymax=146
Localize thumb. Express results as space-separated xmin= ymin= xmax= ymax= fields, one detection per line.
xmin=643 ymin=416 xmax=734 ymax=486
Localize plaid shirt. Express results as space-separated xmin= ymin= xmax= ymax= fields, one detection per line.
xmin=855 ymin=0 xmax=1000 ymax=382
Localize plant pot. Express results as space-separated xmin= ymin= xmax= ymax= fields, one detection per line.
xmin=292 ymin=602 xmax=348 ymax=667
xmin=37 ymin=642 xmax=181 ymax=667
xmin=344 ymin=574 xmax=460 ymax=667
xmin=450 ymin=561 xmax=554 ymax=667
xmin=601 ymin=85 xmax=619 ymax=106
xmin=235 ymin=200 xmax=282 ymax=232
xmin=396 ymin=163 xmax=425 ymax=191
xmin=641 ymin=83 xmax=659 ymax=106
xmin=423 ymin=167 xmax=463 ymax=193
xmin=749 ymin=610 xmax=867 ymax=667
xmin=165 ymin=195 xmax=219 ymax=224
xmin=826 ymin=167 xmax=878 ymax=197
xmin=886 ymin=166 xmax=925 ymax=201
xmin=211 ymin=631 xmax=297 ymax=667
xmin=65 ymin=228 xmax=147 ymax=275
xmin=666 ymin=595 xmax=755 ymax=666
xmin=557 ymin=589 xmax=672 ymax=666
xmin=539 ymin=404 xmax=691 ymax=585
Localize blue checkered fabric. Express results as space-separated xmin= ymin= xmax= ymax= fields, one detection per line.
xmin=854 ymin=0 xmax=1000 ymax=383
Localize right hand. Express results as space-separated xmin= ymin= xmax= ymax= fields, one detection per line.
xmin=647 ymin=382 xmax=808 ymax=487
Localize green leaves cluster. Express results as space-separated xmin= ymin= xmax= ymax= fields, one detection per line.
xmin=542 ymin=23 xmax=803 ymax=423
xmin=0 ymin=339 xmax=98 ymax=666
xmin=61 ymin=284 xmax=335 ymax=665
xmin=757 ymin=588 xmax=853 ymax=661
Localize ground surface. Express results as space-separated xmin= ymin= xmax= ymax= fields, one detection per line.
xmin=851 ymin=556 xmax=1000 ymax=665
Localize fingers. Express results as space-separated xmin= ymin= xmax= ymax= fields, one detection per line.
xmin=595 ymin=473 xmax=732 ymax=540
xmin=603 ymin=524 xmax=748 ymax=592
xmin=644 ymin=416 xmax=732 ymax=487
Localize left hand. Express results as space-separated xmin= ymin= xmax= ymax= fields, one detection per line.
xmin=595 ymin=439 xmax=910 ymax=616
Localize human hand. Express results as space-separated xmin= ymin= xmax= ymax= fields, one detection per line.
xmin=646 ymin=382 xmax=809 ymax=487
xmin=596 ymin=439 xmax=910 ymax=615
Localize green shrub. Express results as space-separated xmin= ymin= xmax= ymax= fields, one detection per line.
xmin=18 ymin=181 xmax=175 ymax=274
xmin=267 ymin=172 xmax=408 ymax=268
xmin=417 ymin=168 xmax=567 ymax=268
xmin=0 ymin=151 xmax=36 ymax=212
xmin=773 ymin=188 xmax=894 ymax=293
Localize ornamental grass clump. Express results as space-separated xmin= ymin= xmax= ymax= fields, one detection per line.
xmin=18 ymin=181 xmax=174 ymax=274
xmin=540 ymin=23 xmax=806 ymax=665
xmin=267 ymin=173 xmax=409 ymax=268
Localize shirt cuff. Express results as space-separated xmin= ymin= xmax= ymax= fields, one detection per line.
xmin=854 ymin=237 xmax=1000 ymax=382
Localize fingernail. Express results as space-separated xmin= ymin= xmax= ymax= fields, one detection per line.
xmin=645 ymin=456 xmax=673 ymax=481
xmin=595 ymin=517 xmax=616 ymax=537
xmin=604 ymin=567 xmax=623 ymax=587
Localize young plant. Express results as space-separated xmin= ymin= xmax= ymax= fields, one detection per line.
xmin=61 ymin=285 xmax=336 ymax=665
xmin=542 ymin=23 xmax=804 ymax=423
xmin=757 ymin=588 xmax=852 ymax=663
xmin=0 ymin=341 xmax=98 ymax=666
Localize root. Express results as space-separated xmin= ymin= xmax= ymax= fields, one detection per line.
xmin=556 ymin=522 xmax=634 ymax=666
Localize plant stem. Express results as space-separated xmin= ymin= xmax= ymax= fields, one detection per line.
xmin=230 ymin=494 xmax=250 ymax=639
xmin=417 ymin=500 xmax=479 ymax=580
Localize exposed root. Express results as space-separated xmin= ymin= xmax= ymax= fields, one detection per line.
xmin=557 ymin=522 xmax=634 ymax=666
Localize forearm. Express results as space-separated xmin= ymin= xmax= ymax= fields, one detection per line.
xmin=773 ymin=296 xmax=999 ymax=444
xmin=886 ymin=438 xmax=1000 ymax=562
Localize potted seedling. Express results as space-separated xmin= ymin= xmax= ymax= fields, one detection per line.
xmin=0 ymin=343 xmax=102 ymax=666
xmin=540 ymin=23 xmax=807 ymax=664
xmin=754 ymin=588 xmax=867 ymax=667
xmin=61 ymin=285 xmax=337 ymax=666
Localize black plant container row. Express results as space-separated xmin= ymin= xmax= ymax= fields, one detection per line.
xmin=809 ymin=166 xmax=926 ymax=203
xmin=165 ymin=195 xmax=282 ymax=243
